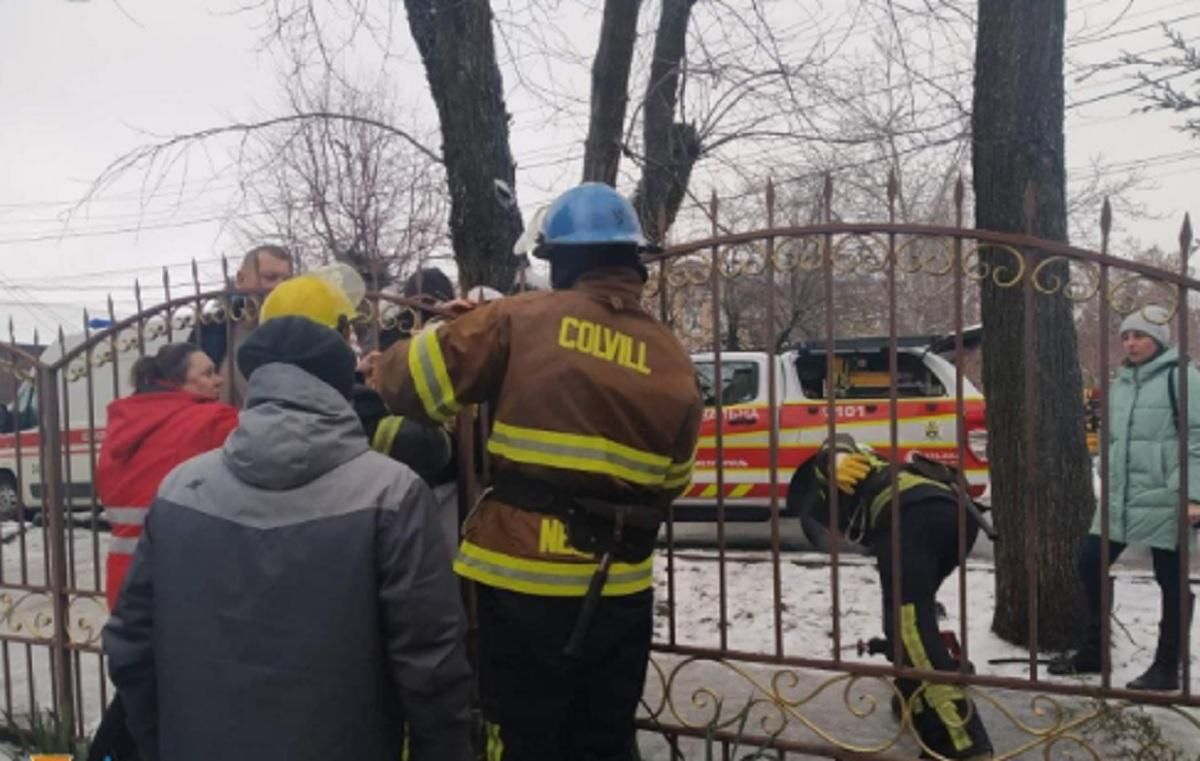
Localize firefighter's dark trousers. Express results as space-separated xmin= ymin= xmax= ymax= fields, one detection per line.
xmin=476 ymin=584 xmax=652 ymax=761
xmin=875 ymin=499 xmax=992 ymax=760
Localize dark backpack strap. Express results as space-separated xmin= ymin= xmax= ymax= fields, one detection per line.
xmin=1169 ymin=362 xmax=1179 ymax=433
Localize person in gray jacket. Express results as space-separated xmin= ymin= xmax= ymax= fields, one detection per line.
xmin=102 ymin=315 xmax=472 ymax=761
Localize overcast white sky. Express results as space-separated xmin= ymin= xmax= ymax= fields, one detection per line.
xmin=0 ymin=0 xmax=1196 ymax=340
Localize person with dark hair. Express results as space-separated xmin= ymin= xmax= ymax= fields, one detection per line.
xmin=89 ymin=342 xmax=239 ymax=761
xmin=364 ymin=182 xmax=702 ymax=761
xmin=103 ymin=314 xmax=472 ymax=761
xmin=99 ymin=343 xmax=237 ymax=609
xmin=190 ymin=244 xmax=295 ymax=404
xmin=396 ymin=266 xmax=456 ymax=337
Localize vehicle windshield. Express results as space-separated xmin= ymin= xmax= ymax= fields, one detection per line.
xmin=12 ymin=381 xmax=37 ymax=430
xmin=795 ymin=351 xmax=947 ymax=399
xmin=695 ymin=361 xmax=759 ymax=406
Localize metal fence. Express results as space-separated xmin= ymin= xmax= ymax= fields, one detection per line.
xmin=1 ymin=180 xmax=1198 ymax=758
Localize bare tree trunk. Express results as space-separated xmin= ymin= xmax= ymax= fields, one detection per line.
xmin=634 ymin=0 xmax=701 ymax=243
xmin=972 ymin=0 xmax=1093 ymax=650
xmin=582 ymin=0 xmax=642 ymax=185
xmin=403 ymin=0 xmax=522 ymax=290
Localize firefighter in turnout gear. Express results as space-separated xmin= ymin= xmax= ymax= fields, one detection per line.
xmin=368 ymin=182 xmax=702 ymax=761
xmin=259 ymin=266 xmax=452 ymax=484
xmin=788 ymin=436 xmax=994 ymax=760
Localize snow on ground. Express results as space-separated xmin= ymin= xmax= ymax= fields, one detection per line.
xmin=638 ymin=549 xmax=1200 ymax=759
xmin=3 ymin=526 xmax=1199 ymax=759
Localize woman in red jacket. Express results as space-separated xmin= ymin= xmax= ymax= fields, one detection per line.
xmin=90 ymin=342 xmax=239 ymax=761
xmin=97 ymin=342 xmax=239 ymax=610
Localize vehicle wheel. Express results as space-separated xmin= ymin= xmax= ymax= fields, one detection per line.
xmin=0 ymin=474 xmax=18 ymax=521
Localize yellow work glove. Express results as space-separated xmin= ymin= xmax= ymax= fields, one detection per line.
xmin=834 ymin=452 xmax=872 ymax=494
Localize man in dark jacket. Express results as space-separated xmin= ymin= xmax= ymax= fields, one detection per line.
xmin=102 ymin=315 xmax=473 ymax=761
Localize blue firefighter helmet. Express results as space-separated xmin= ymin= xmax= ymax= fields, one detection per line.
xmin=534 ymin=182 xmax=647 ymax=258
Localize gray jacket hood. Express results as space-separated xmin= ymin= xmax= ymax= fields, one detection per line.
xmin=224 ymin=362 xmax=368 ymax=490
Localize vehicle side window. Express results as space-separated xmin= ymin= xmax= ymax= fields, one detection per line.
xmin=793 ymin=352 xmax=947 ymax=399
xmin=16 ymin=383 xmax=37 ymax=430
xmin=695 ymin=361 xmax=759 ymax=406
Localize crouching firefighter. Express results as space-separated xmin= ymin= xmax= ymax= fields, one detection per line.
xmin=366 ymin=182 xmax=703 ymax=761
xmin=788 ymin=435 xmax=996 ymax=760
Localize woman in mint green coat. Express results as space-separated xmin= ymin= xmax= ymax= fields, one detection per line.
xmin=1050 ymin=306 xmax=1200 ymax=689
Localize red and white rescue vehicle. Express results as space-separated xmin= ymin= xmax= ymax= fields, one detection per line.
xmin=679 ymin=331 xmax=989 ymax=520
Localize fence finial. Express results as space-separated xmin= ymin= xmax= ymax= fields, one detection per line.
xmin=221 ymin=255 xmax=231 ymax=288
xmin=822 ymin=173 xmax=834 ymax=222
xmin=954 ymin=175 xmax=965 ymax=227
xmin=709 ymin=189 xmax=719 ymax=235
xmin=191 ymin=258 xmax=201 ymax=293
xmin=107 ymin=294 xmax=117 ymax=327
xmin=134 ymin=279 xmax=143 ymax=314
xmin=1100 ymin=198 xmax=1112 ymax=254
xmin=886 ymin=169 xmax=898 ymax=217
xmin=162 ymin=266 xmax=171 ymax=302
xmin=1181 ymin=213 xmax=1194 ymax=263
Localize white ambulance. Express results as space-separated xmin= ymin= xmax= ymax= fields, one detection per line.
xmin=0 ymin=324 xmax=171 ymax=515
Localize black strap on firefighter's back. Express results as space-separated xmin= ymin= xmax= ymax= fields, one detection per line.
xmin=491 ymin=472 xmax=662 ymax=564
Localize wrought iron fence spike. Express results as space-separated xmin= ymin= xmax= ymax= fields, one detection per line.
xmin=766 ymin=177 xmax=776 ymax=214
xmin=221 ymin=255 xmax=230 ymax=287
xmin=1182 ymin=213 xmax=1194 ymax=259
xmin=954 ymin=174 xmax=965 ymax=213
xmin=886 ymin=169 xmax=898 ymax=205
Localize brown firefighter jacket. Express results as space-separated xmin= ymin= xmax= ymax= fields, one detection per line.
xmin=375 ymin=267 xmax=702 ymax=596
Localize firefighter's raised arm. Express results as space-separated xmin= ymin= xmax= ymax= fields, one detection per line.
xmin=373 ymin=302 xmax=511 ymax=424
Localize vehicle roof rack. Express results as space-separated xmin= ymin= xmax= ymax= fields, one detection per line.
xmin=792 ymin=325 xmax=983 ymax=356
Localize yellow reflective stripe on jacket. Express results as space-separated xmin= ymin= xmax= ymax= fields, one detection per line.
xmin=487 ymin=420 xmax=683 ymax=488
xmin=408 ymin=328 xmax=461 ymax=423
xmin=371 ymin=415 xmax=405 ymax=454
xmin=454 ymin=540 xmax=653 ymax=597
